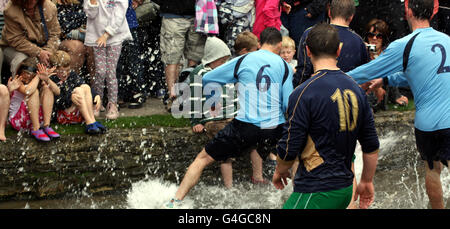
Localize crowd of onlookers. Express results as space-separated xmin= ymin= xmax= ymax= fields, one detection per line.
xmin=0 ymin=0 xmax=449 ymax=142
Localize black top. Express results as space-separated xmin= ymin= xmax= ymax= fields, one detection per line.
xmin=152 ymin=0 xmax=196 ymax=16
xmin=51 ymin=71 xmax=97 ymax=111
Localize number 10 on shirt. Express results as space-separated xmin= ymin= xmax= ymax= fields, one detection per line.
xmin=331 ymin=88 xmax=359 ymax=132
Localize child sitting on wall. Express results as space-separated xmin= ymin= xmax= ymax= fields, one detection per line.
xmin=49 ymin=50 xmax=106 ymax=135
xmin=8 ymin=58 xmax=60 ymax=141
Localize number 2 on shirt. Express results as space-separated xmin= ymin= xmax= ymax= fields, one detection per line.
xmin=432 ymin=44 xmax=450 ymax=74
xmin=331 ymin=88 xmax=359 ymax=132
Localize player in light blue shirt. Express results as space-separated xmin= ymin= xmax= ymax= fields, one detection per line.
xmin=166 ymin=28 xmax=293 ymax=208
xmin=202 ymin=44 xmax=293 ymax=128
xmin=347 ymin=0 xmax=450 ymax=209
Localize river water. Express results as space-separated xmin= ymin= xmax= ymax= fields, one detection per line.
xmin=0 ymin=125 xmax=449 ymax=209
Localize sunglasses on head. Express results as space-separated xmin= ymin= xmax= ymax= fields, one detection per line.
xmin=367 ymin=32 xmax=383 ymax=39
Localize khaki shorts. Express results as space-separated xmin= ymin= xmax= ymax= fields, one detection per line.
xmin=160 ymin=17 xmax=205 ymax=65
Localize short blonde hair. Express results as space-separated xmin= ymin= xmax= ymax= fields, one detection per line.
xmin=49 ymin=50 xmax=71 ymax=68
xmin=234 ymin=31 xmax=259 ymax=53
xmin=281 ymin=36 xmax=296 ymax=50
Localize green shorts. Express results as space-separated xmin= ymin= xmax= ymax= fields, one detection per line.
xmin=283 ymin=185 xmax=353 ymax=209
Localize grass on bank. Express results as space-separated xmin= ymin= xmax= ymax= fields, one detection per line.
xmin=386 ymin=98 xmax=415 ymax=112
xmin=4 ymin=100 xmax=415 ymax=137
xmin=5 ymin=114 xmax=190 ymax=136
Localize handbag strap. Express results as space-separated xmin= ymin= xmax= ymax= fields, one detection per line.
xmin=38 ymin=4 xmax=49 ymax=46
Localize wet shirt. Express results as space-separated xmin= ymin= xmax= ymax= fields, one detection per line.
xmin=277 ymin=70 xmax=379 ymax=193
xmin=202 ymin=49 xmax=294 ymax=128
xmin=347 ymin=27 xmax=450 ymax=132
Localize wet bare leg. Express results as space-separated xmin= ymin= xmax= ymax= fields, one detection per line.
xmin=26 ymin=90 xmax=41 ymax=131
xmin=175 ymin=148 xmax=215 ymax=200
xmin=425 ymin=161 xmax=444 ymax=209
xmin=250 ymin=149 xmax=264 ymax=181
xmin=220 ymin=160 xmax=233 ymax=188
xmin=40 ymin=86 xmax=54 ymax=127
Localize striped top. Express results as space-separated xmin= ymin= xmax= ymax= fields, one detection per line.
xmin=187 ymin=64 xmax=238 ymax=127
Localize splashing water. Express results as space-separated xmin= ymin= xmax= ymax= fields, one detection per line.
xmin=355 ymin=131 xmax=450 ymax=209
xmin=126 ymin=178 xmax=292 ymax=209
xmin=2 ymin=128 xmax=450 ymax=209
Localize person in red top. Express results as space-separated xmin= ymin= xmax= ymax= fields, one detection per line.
xmin=253 ymin=0 xmax=282 ymax=39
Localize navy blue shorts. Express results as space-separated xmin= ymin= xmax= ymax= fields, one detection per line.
xmin=415 ymin=128 xmax=450 ymax=169
xmin=205 ymin=119 xmax=283 ymax=162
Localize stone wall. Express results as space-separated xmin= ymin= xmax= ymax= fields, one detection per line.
xmin=0 ymin=111 xmax=415 ymax=201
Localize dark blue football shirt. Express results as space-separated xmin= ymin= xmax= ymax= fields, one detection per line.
xmin=277 ymin=69 xmax=379 ymax=193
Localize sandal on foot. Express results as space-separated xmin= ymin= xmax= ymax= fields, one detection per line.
xmin=85 ymin=123 xmax=101 ymax=135
xmin=94 ymin=121 xmax=107 ymax=133
xmin=43 ymin=126 xmax=60 ymax=139
xmin=31 ymin=129 xmax=50 ymax=142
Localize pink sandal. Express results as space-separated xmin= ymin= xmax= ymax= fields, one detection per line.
xmin=43 ymin=126 xmax=60 ymax=139
xmin=31 ymin=129 xmax=50 ymax=142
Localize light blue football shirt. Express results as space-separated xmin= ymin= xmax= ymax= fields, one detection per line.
xmin=347 ymin=27 xmax=450 ymax=131
xmin=202 ymin=49 xmax=294 ymax=128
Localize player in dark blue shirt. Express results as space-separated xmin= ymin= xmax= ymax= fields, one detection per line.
xmin=294 ymin=0 xmax=369 ymax=87
xmin=273 ymin=23 xmax=379 ymax=209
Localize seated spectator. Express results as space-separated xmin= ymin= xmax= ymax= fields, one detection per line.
xmin=280 ymin=36 xmax=296 ymax=72
xmin=233 ymin=31 xmax=259 ymax=57
xmin=218 ymin=0 xmax=256 ymax=56
xmin=0 ymin=76 xmax=23 ymax=142
xmin=0 ymin=83 xmax=11 ymax=142
xmin=0 ymin=0 xmax=61 ymax=77
xmin=49 ymin=50 xmax=106 ymax=135
xmin=8 ymin=57 xmax=60 ymax=142
xmin=364 ymin=19 xmax=408 ymax=111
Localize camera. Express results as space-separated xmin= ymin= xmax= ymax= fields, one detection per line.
xmin=367 ymin=44 xmax=376 ymax=53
